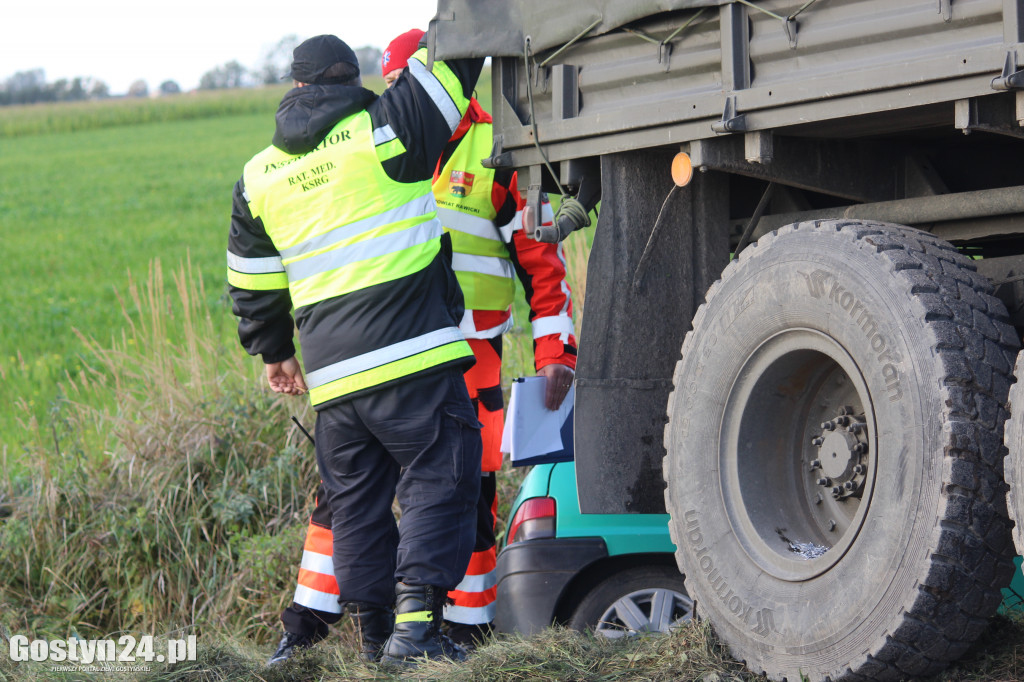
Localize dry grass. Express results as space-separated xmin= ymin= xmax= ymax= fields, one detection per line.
xmin=9 ymin=613 xmax=1019 ymax=682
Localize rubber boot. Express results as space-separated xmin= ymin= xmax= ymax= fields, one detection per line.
xmin=380 ymin=583 xmax=467 ymax=666
xmin=345 ymin=601 xmax=394 ymax=663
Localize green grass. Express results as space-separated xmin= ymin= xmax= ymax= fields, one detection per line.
xmin=0 ymin=108 xmax=272 ymax=452
xmin=0 ymin=71 xmax=498 ymax=456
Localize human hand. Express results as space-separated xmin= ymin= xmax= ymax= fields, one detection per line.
xmin=537 ymin=364 xmax=574 ymax=410
xmin=265 ymin=357 xmax=308 ymax=396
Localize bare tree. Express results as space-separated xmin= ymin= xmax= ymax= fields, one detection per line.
xmin=354 ymin=46 xmax=383 ymax=78
xmin=127 ymin=79 xmax=149 ymax=98
xmin=199 ymin=61 xmax=250 ymax=90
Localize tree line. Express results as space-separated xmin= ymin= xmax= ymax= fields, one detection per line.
xmin=0 ymin=38 xmax=383 ymax=107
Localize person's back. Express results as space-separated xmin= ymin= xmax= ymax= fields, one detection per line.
xmin=227 ymin=31 xmax=485 ymax=666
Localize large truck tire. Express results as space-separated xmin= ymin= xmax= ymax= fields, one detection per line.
xmin=663 ymin=220 xmax=1018 ymax=681
xmin=1005 ymin=352 xmax=1024 ymax=554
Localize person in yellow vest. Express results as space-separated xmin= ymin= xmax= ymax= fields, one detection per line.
xmin=269 ymin=28 xmax=578 ymax=662
xmin=228 ymin=32 xmax=486 ymax=666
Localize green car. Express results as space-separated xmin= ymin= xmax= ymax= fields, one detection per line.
xmin=495 ymin=461 xmax=1024 ymax=637
xmin=495 ymin=461 xmax=692 ymax=637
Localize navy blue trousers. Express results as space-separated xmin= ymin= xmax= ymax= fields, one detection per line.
xmin=314 ymin=368 xmax=482 ymax=608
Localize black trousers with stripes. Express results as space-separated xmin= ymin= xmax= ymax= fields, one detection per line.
xmin=313 ymin=367 xmax=482 ymax=608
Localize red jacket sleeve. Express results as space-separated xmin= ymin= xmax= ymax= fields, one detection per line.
xmin=498 ymin=171 xmax=578 ymax=371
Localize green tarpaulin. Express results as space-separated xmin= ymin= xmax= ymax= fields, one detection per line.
xmin=432 ymin=0 xmax=728 ymax=58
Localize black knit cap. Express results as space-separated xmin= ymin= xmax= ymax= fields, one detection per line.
xmin=286 ymin=35 xmax=360 ymax=84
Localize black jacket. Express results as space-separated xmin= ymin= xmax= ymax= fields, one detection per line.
xmin=228 ymin=50 xmax=484 ymax=368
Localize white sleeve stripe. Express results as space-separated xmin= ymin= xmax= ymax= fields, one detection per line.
xmin=373 ymin=124 xmax=397 ymax=145
xmin=499 ymin=211 xmax=520 ymax=242
xmin=226 ymin=250 xmax=285 ymax=274
xmin=408 ymin=58 xmax=462 ymax=133
xmin=532 ymin=315 xmax=575 ymax=340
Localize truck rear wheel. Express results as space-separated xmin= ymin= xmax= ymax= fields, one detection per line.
xmin=1005 ymin=352 xmax=1024 ymax=554
xmin=663 ymin=220 xmax=1018 ymax=681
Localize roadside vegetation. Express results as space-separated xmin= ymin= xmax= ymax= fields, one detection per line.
xmin=1 ymin=80 xmax=1019 ymax=682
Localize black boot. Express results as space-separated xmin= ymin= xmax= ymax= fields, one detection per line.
xmin=267 ymin=629 xmax=324 ymax=665
xmin=380 ymin=583 xmax=467 ymax=666
xmin=444 ymin=621 xmax=493 ymax=652
xmin=345 ymin=601 xmax=393 ymax=663
xmin=267 ymin=603 xmax=333 ymax=665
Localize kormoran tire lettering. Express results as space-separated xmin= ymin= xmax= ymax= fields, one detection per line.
xmin=684 ymin=509 xmax=776 ymax=637
xmin=801 ymin=267 xmax=903 ymax=401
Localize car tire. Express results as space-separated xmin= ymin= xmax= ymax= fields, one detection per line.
xmin=663 ymin=220 xmax=1018 ymax=681
xmin=567 ymin=565 xmax=693 ymax=638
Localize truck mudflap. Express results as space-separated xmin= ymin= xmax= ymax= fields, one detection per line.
xmin=575 ymin=153 xmax=729 ymax=514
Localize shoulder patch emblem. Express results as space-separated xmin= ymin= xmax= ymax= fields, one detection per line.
xmin=449 ymin=170 xmax=475 ymax=198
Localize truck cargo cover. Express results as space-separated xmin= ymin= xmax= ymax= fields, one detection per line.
xmin=432 ymin=0 xmax=728 ymax=58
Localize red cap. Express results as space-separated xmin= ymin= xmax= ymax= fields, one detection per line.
xmin=381 ymin=29 xmax=425 ymax=76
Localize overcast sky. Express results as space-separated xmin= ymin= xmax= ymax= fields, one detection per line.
xmin=2 ymin=0 xmax=438 ymax=94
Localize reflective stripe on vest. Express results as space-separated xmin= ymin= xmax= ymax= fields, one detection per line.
xmin=226 ymin=252 xmax=288 ymax=290
xmin=409 ymin=49 xmax=463 ymax=134
xmin=434 ymin=120 xmax=516 ymax=311
xmin=241 ymin=109 xmax=472 ymax=405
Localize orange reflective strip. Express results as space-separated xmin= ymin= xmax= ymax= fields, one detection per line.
xmin=448 ymin=586 xmax=497 ymax=608
xmin=464 ymin=338 xmax=502 ymax=394
xmin=465 ymin=548 xmax=497 ymax=576
xmin=304 ymin=524 xmax=334 ymax=554
xmin=478 ymin=406 xmax=504 ymax=472
xmin=297 ymin=568 xmax=341 ymax=595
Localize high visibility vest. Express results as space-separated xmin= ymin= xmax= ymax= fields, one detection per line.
xmin=434 ymin=121 xmax=517 ymax=312
xmin=238 ymin=108 xmax=473 ymax=407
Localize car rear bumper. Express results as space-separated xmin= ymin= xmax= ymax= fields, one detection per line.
xmin=493 ymin=537 xmax=608 ymax=635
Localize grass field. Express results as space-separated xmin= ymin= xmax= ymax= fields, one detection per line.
xmin=0 ymin=91 xmax=286 ymax=453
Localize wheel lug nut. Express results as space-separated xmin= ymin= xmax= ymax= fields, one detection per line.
xmin=845 ymin=481 xmax=856 ymax=491
xmin=821 ymin=421 xmax=836 ymax=431
xmin=810 ymin=459 xmax=821 ymax=470
xmin=828 ymin=519 xmax=836 ymax=531
xmin=831 ymin=486 xmax=843 ymax=497
xmin=811 ymin=437 xmax=824 ymax=447
xmin=817 ymin=477 xmax=830 ymax=487
xmin=836 ymin=415 xmax=850 ymax=427
xmin=853 ymin=464 xmax=866 ymax=475
xmin=853 ymin=443 xmax=868 ymax=455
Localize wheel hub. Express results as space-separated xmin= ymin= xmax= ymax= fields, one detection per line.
xmin=811 ymin=407 xmax=868 ymax=500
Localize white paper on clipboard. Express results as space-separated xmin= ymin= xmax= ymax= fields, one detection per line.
xmin=500 ymin=376 xmax=574 ymax=464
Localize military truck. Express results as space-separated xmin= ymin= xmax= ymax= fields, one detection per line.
xmin=433 ymin=1 xmax=1024 ymax=680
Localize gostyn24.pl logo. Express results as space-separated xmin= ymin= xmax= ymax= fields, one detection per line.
xmin=7 ymin=634 xmax=197 ymax=665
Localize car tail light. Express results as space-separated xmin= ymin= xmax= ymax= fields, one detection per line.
xmin=507 ymin=497 xmax=556 ymax=545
